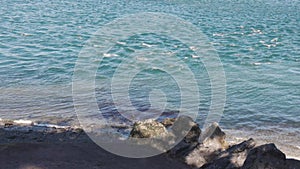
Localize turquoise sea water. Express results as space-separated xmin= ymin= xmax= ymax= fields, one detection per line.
xmin=0 ymin=0 xmax=299 ymax=153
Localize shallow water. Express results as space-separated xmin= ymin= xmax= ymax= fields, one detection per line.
xmin=0 ymin=0 xmax=299 ymax=157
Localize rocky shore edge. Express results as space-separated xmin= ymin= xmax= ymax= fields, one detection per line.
xmin=130 ymin=116 xmax=300 ymax=169
xmin=0 ymin=117 xmax=299 ymax=169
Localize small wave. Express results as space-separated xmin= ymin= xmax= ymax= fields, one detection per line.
xmin=259 ymin=40 xmax=275 ymax=48
xmin=136 ymin=56 xmax=149 ymax=61
xmin=189 ymin=46 xmax=197 ymax=51
xmin=251 ymin=28 xmax=263 ymax=34
xmin=116 ymin=41 xmax=126 ymax=45
xmin=21 ymin=33 xmax=33 ymax=36
xmin=271 ymin=38 xmax=279 ymax=42
xmin=192 ymin=55 xmax=200 ymax=58
xmin=252 ymin=62 xmax=272 ymax=66
xmin=212 ymin=33 xmax=224 ymax=37
xmin=103 ymin=53 xmax=118 ymax=57
xmin=141 ymin=42 xmax=154 ymax=47
xmin=288 ymin=68 xmax=300 ymax=74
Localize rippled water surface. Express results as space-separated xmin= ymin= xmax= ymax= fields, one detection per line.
xmin=0 ymin=0 xmax=299 ymax=153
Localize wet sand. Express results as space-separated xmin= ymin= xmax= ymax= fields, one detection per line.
xmin=0 ymin=143 xmax=192 ymax=169
xmin=0 ymin=126 xmax=191 ymax=169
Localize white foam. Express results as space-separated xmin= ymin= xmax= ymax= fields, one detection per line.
xmin=13 ymin=119 xmax=33 ymax=125
xmin=92 ymin=44 xmax=103 ymax=48
xmin=259 ymin=40 xmax=276 ymax=48
xmin=271 ymin=38 xmax=278 ymax=42
xmin=103 ymin=53 xmax=118 ymax=57
xmin=251 ymin=28 xmax=263 ymax=34
xmin=212 ymin=33 xmax=224 ymax=37
xmin=189 ymin=46 xmax=197 ymax=51
xmin=33 ymin=123 xmax=70 ymax=129
xmin=192 ymin=55 xmax=200 ymax=58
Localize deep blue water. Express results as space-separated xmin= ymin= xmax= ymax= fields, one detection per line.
xmin=0 ymin=0 xmax=299 ymax=141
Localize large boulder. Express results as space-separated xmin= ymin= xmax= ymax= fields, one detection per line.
xmin=185 ymin=122 xmax=229 ymax=168
xmin=166 ymin=116 xmax=201 ymax=159
xmin=200 ymin=122 xmax=229 ymax=150
xmin=128 ymin=116 xmax=201 ymax=159
xmin=128 ymin=119 xmax=173 ymax=153
xmin=164 ymin=116 xmax=201 ymax=144
xmin=128 ymin=119 xmax=300 ymax=169
xmin=241 ymin=143 xmax=300 ymax=169
xmin=129 ymin=119 xmax=167 ymax=138
xmin=200 ymin=138 xmax=256 ymax=169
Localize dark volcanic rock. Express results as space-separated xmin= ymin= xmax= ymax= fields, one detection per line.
xmin=185 ymin=123 xmax=228 ymax=168
xmin=241 ymin=143 xmax=300 ymax=169
xmin=128 ymin=118 xmax=300 ymax=169
xmin=167 ymin=116 xmax=201 ymax=159
xmin=200 ymin=122 xmax=228 ymax=150
xmin=286 ymin=159 xmax=300 ymax=169
xmin=226 ymin=138 xmax=256 ymax=154
xmin=170 ymin=116 xmax=201 ymax=144
xmin=200 ymin=138 xmax=256 ymax=169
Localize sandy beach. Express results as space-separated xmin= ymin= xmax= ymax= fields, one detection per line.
xmin=1 ymin=119 xmax=299 ymax=169
xmin=0 ymin=125 xmax=191 ymax=169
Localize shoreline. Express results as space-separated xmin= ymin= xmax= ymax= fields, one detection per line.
xmin=224 ymin=129 xmax=300 ymax=160
xmin=0 ymin=118 xmax=299 ymax=168
xmin=1 ymin=118 xmax=299 ymax=160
